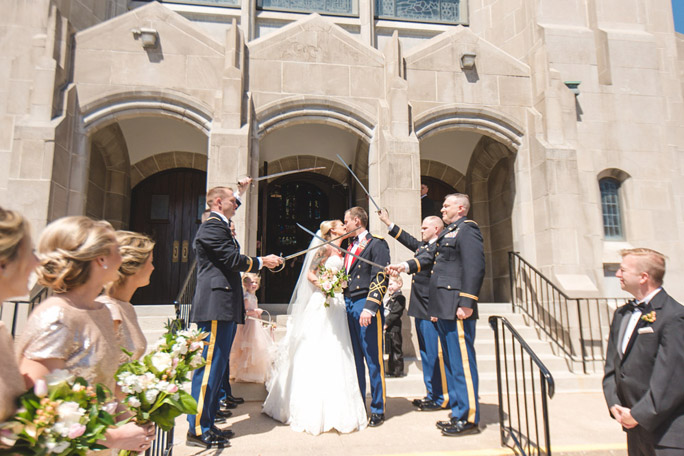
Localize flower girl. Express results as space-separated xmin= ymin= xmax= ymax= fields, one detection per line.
xmin=229 ymin=273 xmax=275 ymax=383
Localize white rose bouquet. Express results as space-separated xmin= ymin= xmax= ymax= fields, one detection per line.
xmin=316 ymin=265 xmax=349 ymax=306
xmin=0 ymin=369 xmax=117 ymax=455
xmin=114 ymin=322 xmax=207 ymax=456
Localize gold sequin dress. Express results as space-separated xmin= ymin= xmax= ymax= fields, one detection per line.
xmin=96 ymin=295 xmax=147 ymax=363
xmin=16 ymin=297 xmax=120 ymax=391
xmin=0 ymin=321 xmax=26 ymax=422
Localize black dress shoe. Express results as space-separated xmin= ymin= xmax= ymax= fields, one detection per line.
xmin=186 ymin=431 xmax=230 ymax=449
xmin=411 ymin=396 xmax=431 ymax=407
xmin=211 ymin=426 xmax=235 ymax=439
xmin=412 ymin=397 xmax=429 ymax=407
xmin=216 ymin=408 xmax=233 ymax=418
xmin=226 ymin=395 xmax=244 ymax=404
xmin=436 ymin=417 xmax=459 ymax=430
xmin=441 ymin=420 xmax=480 ymax=437
xmin=368 ymin=413 xmax=385 ymax=427
xmin=418 ymin=400 xmax=442 ymax=411
xmin=219 ymin=399 xmax=238 ymax=409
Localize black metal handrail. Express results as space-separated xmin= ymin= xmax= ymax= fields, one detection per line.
xmin=174 ymin=260 xmax=196 ymax=329
xmin=489 ymin=316 xmax=554 ymax=456
xmin=509 ymin=252 xmax=627 ymax=373
xmin=2 ymin=285 xmax=51 ymax=337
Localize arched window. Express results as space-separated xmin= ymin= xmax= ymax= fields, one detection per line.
xmin=599 ymin=177 xmax=624 ymax=240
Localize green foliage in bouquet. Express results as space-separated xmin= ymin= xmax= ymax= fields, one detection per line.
xmin=116 ymin=325 xmax=207 ymax=433
xmin=1 ymin=370 xmax=117 ymax=456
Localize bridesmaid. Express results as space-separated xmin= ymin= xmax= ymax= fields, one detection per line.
xmin=15 ymin=216 xmax=154 ymax=452
xmin=0 ymin=208 xmax=38 ymax=424
xmin=97 ymin=231 xmax=155 ymax=363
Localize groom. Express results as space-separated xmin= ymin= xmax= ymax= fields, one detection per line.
xmin=343 ymin=206 xmax=391 ymax=427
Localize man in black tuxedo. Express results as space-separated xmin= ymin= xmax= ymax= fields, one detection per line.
xmin=343 ymin=206 xmax=391 ymax=427
xmin=186 ymin=186 xmax=282 ymax=448
xmin=378 ymin=209 xmax=449 ymax=411
xmin=603 ymin=248 xmax=684 ymax=456
xmin=387 ymin=193 xmax=485 ymax=437
xmin=421 ymin=183 xmax=437 ymax=219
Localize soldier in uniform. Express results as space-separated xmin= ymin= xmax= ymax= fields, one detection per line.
xmin=388 ymin=193 xmax=485 ymax=437
xmin=186 ymin=186 xmax=282 ymax=448
xmin=343 ymin=206 xmax=391 ymax=427
xmin=378 ymin=209 xmax=449 ymax=412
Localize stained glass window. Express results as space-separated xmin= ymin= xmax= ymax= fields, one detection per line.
xmin=160 ymin=0 xmax=240 ymax=7
xmin=599 ymin=178 xmax=624 ymax=240
xmin=258 ymin=0 xmax=357 ymax=16
xmin=376 ymin=0 xmax=461 ymax=23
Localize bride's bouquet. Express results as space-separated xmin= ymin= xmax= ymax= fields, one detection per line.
xmin=316 ymin=265 xmax=349 ymax=306
xmin=0 ymin=369 xmax=117 ymax=455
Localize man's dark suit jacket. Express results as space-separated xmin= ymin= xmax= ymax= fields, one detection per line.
xmin=603 ymin=289 xmax=684 ymax=449
xmin=344 ymin=232 xmax=390 ymax=313
xmin=421 ymin=196 xmax=437 ymax=219
xmin=388 ymin=224 xmax=435 ymax=320
xmin=384 ymin=291 xmax=406 ymax=331
xmin=190 ymin=212 xmax=259 ymax=323
xmin=406 ymin=216 xmax=485 ymax=321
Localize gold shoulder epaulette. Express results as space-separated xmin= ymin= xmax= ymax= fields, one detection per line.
xmin=372 ymin=234 xmax=385 ymax=239
xmin=206 ymin=217 xmax=222 ymax=222
xmin=464 ymin=220 xmax=478 ymax=226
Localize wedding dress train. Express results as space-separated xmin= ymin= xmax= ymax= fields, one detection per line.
xmin=262 ymin=254 xmax=367 ymax=435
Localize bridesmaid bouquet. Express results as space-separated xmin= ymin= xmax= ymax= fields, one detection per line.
xmin=317 ymin=265 xmax=349 ymax=305
xmin=114 ymin=322 xmax=207 ymax=456
xmin=0 ymin=369 xmax=117 ymax=455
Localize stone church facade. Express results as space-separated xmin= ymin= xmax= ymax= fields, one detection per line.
xmin=2 ymin=0 xmax=684 ymax=304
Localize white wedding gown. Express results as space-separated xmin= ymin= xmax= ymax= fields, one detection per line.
xmin=262 ymin=254 xmax=368 ymax=435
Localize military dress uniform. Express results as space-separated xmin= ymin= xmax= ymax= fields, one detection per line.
xmin=187 ymin=211 xmax=260 ymax=438
xmin=406 ymin=216 xmax=485 ymax=427
xmin=344 ymin=231 xmax=391 ymax=416
xmin=389 ymin=224 xmax=449 ymax=409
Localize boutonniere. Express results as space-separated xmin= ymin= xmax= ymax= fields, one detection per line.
xmin=641 ymin=310 xmax=656 ymax=323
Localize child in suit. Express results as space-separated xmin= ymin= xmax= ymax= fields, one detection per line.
xmin=384 ymin=276 xmax=406 ymax=377
xmin=230 ymin=273 xmax=275 ymax=383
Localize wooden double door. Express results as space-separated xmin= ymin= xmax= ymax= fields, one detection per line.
xmin=130 ymin=168 xmax=206 ymax=304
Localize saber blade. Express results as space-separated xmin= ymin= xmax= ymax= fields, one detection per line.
xmin=335 ymin=154 xmax=381 ymax=212
xmin=256 ymin=167 xmax=326 ymax=182
xmin=281 ymin=226 xmax=361 ymax=261
xmin=296 ymin=223 xmax=385 ymax=270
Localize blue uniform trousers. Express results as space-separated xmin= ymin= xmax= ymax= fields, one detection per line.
xmin=187 ymin=320 xmax=237 ymax=436
xmin=346 ymin=296 xmax=386 ymax=415
xmin=415 ymin=318 xmax=449 ymax=407
xmin=436 ymin=318 xmax=479 ymax=424
xmin=218 ymin=323 xmax=239 ymax=402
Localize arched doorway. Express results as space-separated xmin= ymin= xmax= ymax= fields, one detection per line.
xmin=259 ymin=172 xmax=348 ymax=303
xmin=129 ymin=168 xmax=207 ymax=304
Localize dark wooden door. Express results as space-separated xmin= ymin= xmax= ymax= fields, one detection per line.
xmin=130 ymin=168 xmax=206 ymax=304
xmin=258 ymin=173 xmax=347 ymax=304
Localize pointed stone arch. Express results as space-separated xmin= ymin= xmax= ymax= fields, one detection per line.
xmin=81 ymin=90 xmax=213 ymax=137
xmin=131 ymin=152 xmax=208 ymax=187
xmin=255 ymin=96 xmax=376 ymax=144
xmin=467 ymin=136 xmax=516 ymax=302
xmin=86 ymin=123 xmax=131 ymax=229
xmin=414 ymin=105 xmax=524 ymax=151
xmin=420 ymin=159 xmax=466 ymax=191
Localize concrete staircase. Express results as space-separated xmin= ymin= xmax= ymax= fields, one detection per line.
xmin=135 ymin=302 xmax=604 ymax=400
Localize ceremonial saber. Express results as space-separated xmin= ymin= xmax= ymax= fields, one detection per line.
xmin=256 ymin=167 xmax=326 ymax=182
xmin=335 ymin=154 xmax=381 ymax=213
xmin=296 ymin=223 xmax=386 ymax=270
xmin=267 ymin=226 xmax=361 ymax=273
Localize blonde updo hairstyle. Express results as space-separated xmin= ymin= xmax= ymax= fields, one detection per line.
xmin=108 ymin=231 xmax=155 ymax=291
xmin=0 ymin=207 xmax=30 ymax=266
xmin=320 ymin=220 xmax=341 ymax=241
xmin=37 ymin=216 xmax=117 ymax=293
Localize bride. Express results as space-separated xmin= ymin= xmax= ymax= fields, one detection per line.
xmin=262 ymin=219 xmax=367 ymax=435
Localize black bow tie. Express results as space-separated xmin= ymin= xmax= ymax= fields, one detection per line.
xmin=352 ymin=236 xmax=361 ymax=244
xmin=626 ymin=300 xmax=647 ymax=312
